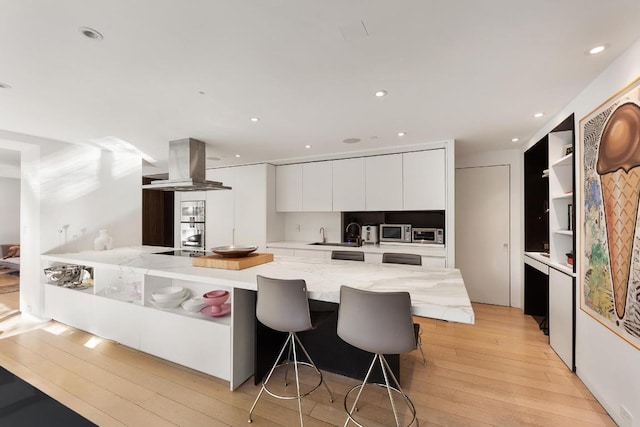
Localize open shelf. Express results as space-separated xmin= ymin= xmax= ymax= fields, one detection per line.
xmin=551 ymin=153 xmax=573 ymax=168
xmin=551 ymin=192 xmax=573 ymax=200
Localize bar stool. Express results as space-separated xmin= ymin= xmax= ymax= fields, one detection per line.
xmin=337 ymin=285 xmax=418 ymax=427
xmin=382 ymin=252 xmax=422 ymax=266
xmin=248 ymin=275 xmax=333 ymax=426
xmin=382 ymin=253 xmax=426 ymax=365
xmin=331 ymin=251 xmax=365 ymax=261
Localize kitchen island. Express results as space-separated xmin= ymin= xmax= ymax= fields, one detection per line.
xmin=41 ymin=247 xmax=473 ymax=389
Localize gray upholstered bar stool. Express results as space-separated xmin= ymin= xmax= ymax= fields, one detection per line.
xmin=337 ymin=285 xmax=418 ymax=427
xmin=331 ymin=250 xmax=365 ymax=261
xmin=382 ymin=253 xmax=426 ymax=365
xmin=248 ymin=275 xmax=333 ymax=426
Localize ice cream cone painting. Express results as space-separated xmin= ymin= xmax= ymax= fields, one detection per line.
xmin=581 ymin=77 xmax=640 ymax=348
xmin=596 ymin=103 xmax=640 ymax=320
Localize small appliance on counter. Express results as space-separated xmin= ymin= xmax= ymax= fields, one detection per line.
xmin=362 ymin=225 xmax=379 ymax=244
xmin=379 ymin=224 xmax=412 ymax=243
xmin=412 ymin=227 xmax=444 ymax=244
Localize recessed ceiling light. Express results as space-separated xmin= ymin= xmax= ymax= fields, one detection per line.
xmin=398 ymin=132 xmax=406 ymax=137
xmin=305 ymin=145 xmax=312 ymax=149
xmin=343 ymin=138 xmax=361 ymax=144
xmin=511 ymin=138 xmax=519 ymax=143
xmin=588 ymin=45 xmax=607 ymax=55
xmin=0 ymin=82 xmax=11 ymax=89
xmin=235 ymin=154 xmax=241 ymax=158
xmin=78 ymin=27 xmax=103 ymax=40
xmin=250 ymin=117 xmax=260 ymax=122
xmin=533 ymin=112 xmax=544 ymax=118
xmin=198 ymin=91 xmax=205 ymax=95
xmin=370 ymin=136 xmax=379 ymax=139
xmin=375 ymin=90 xmax=387 ymax=97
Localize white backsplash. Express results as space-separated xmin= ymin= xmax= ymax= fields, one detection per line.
xmin=283 ymin=212 xmax=341 ymax=242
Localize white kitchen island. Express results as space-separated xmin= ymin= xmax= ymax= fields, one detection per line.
xmin=41 ymin=246 xmax=474 ymax=390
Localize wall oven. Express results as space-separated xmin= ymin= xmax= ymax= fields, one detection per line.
xmin=180 ymin=200 xmax=205 ymax=249
xmin=412 ymin=228 xmax=444 ymax=244
xmin=379 ymin=224 xmax=412 ymax=243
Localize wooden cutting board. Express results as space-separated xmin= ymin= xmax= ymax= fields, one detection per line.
xmin=192 ymin=252 xmax=274 ymax=270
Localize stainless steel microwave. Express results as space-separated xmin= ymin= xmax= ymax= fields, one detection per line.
xmin=379 ymin=224 xmax=412 ymax=243
xmin=412 ymin=227 xmax=444 ymax=244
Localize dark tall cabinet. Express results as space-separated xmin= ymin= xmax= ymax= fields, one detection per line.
xmin=142 ymin=177 xmax=174 ymax=247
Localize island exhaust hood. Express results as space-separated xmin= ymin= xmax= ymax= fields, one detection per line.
xmin=142 ymin=138 xmax=231 ymax=191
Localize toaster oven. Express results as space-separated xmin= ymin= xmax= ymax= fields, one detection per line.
xmin=412 ymin=228 xmax=444 ymax=244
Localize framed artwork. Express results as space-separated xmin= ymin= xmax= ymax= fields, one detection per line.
xmin=580 ymin=76 xmax=640 ymax=349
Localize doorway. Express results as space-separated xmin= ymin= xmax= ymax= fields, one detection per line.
xmin=456 ymin=165 xmax=510 ymax=306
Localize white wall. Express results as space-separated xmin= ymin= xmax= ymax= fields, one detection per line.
xmin=283 ymin=212 xmax=341 ymax=242
xmin=1 ymin=130 xmax=142 ymax=320
xmin=456 ymin=149 xmax=523 ymax=308
xmin=39 ymin=146 xmax=142 ymax=254
xmin=524 ymin=38 xmax=640 ymax=427
xmin=0 ymin=177 xmax=20 ymax=244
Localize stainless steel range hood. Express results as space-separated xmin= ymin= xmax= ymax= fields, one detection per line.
xmin=142 ymin=138 xmax=231 ymax=191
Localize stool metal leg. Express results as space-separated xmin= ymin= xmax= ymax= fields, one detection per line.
xmin=343 ymin=354 xmax=417 ymax=427
xmin=249 ymin=332 xmax=331 ymax=426
xmin=284 ymin=341 xmax=293 ymax=386
xmin=248 ymin=333 xmax=292 ymax=423
xmin=293 ymin=334 xmax=333 ymax=402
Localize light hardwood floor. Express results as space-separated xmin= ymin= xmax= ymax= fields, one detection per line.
xmin=0 ymin=292 xmax=614 ymax=426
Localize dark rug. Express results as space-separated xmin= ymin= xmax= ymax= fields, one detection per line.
xmin=0 ymin=366 xmax=96 ymax=426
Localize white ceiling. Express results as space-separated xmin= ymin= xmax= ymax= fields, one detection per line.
xmin=1 ymin=1 xmax=640 ymax=171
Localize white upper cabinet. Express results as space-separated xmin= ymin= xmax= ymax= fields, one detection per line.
xmin=332 ymin=158 xmax=366 ymax=212
xmin=276 ymin=164 xmax=303 ymax=212
xmin=302 ymin=161 xmax=333 ymax=211
xmin=206 ymin=168 xmax=235 ymax=247
xmin=403 ymin=149 xmax=446 ymax=210
xmin=366 ymin=154 xmax=403 ymax=211
xmin=206 ymin=164 xmax=270 ymax=249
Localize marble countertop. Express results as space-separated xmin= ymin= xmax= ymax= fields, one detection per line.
xmin=42 ymin=246 xmax=473 ymax=324
xmin=267 ymin=241 xmax=446 ymax=257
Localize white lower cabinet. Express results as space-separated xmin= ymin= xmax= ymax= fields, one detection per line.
xmin=42 ymin=259 xmax=253 ymax=390
xmin=423 ymin=257 xmax=446 ymax=268
xmin=93 ymin=296 xmax=142 ymax=349
xmin=44 ymin=285 xmax=94 ymax=333
xmin=294 ymin=249 xmax=327 ymax=259
xmin=139 ymin=308 xmax=231 ymax=381
xmin=549 ymin=268 xmax=574 ymax=370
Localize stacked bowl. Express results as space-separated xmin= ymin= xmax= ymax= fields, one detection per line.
xmin=149 ymin=286 xmax=190 ymax=309
xmin=200 ymin=290 xmax=231 ymax=317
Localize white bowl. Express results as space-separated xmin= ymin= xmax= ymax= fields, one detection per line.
xmin=152 ymin=286 xmax=185 ymax=303
xmin=181 ymin=297 xmax=207 ymax=313
xmin=149 ymin=289 xmax=191 ymax=309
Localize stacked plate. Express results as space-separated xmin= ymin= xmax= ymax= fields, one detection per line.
xmin=148 ymin=286 xmax=190 ymax=309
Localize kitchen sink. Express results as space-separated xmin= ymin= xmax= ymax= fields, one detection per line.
xmin=309 ymin=242 xmax=361 ymax=247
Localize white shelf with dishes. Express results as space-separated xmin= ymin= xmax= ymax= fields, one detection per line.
xmin=41 ymin=256 xmax=255 ymax=389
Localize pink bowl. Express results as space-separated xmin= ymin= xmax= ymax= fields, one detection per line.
xmin=202 ymin=290 xmax=229 ymax=307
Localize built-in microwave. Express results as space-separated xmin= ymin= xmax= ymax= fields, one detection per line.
xmin=412 ymin=228 xmax=444 ymax=244
xmin=379 ymin=224 xmax=412 ymax=243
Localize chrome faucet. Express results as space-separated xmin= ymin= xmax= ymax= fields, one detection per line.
xmin=319 ymin=227 xmax=326 ymax=243
xmin=345 ymin=222 xmax=362 ymax=246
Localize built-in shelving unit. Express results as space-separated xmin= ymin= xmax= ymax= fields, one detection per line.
xmin=548 ymin=130 xmax=574 ymax=269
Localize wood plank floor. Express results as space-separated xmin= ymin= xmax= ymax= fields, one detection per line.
xmin=0 ymin=292 xmax=614 ymax=426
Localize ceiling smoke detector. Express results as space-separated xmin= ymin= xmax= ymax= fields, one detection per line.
xmin=78 ymin=27 xmax=103 ymax=40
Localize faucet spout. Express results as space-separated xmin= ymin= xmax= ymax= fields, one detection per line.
xmin=319 ymin=227 xmax=326 ymax=243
